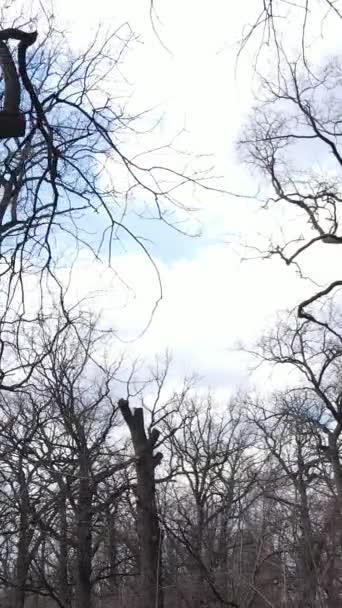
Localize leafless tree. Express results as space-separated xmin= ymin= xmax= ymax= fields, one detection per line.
xmin=0 ymin=1 xmax=213 ymax=391
xmin=161 ymin=396 xmax=255 ymax=608
xmin=238 ymin=0 xmax=342 ymax=337
xmin=117 ymin=355 xmax=195 ymax=608
xmin=118 ymin=398 xmax=163 ymax=608
xmin=246 ymin=391 xmax=330 ymax=606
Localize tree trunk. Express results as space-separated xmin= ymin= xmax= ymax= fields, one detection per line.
xmin=59 ymin=489 xmax=71 ymax=608
xmin=13 ymin=467 xmax=33 ymax=608
xmin=14 ymin=522 xmax=31 ymax=608
xmin=191 ymin=504 xmax=206 ymax=607
xmin=328 ymin=434 xmax=342 ymax=510
xmin=106 ymin=504 xmax=119 ymax=601
xmin=296 ymin=440 xmax=318 ymax=607
xmin=118 ymin=399 xmax=163 ymax=608
xmin=75 ymin=452 xmax=93 ymax=608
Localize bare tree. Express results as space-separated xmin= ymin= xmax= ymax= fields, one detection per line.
xmin=0 ymin=1 xmax=214 ymax=393
xmin=246 ymin=391 xmax=328 ymax=606
xmin=162 ymin=396 xmax=254 ymax=608
xmin=118 ymin=398 xmax=163 ymax=608
xmin=32 ymin=320 xmax=135 ymax=608
xmin=117 ymin=356 xmax=195 ymax=608
xmin=239 ymin=0 xmax=342 ymax=63
xmin=238 ymin=0 xmax=342 ymax=338
xmin=255 ymin=314 xmax=342 ymax=508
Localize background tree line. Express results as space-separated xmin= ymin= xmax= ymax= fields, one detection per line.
xmin=0 ymin=308 xmax=340 ymax=608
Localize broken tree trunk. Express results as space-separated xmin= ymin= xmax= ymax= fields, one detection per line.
xmin=118 ymin=399 xmax=163 ymax=608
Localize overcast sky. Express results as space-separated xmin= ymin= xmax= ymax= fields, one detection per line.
xmin=48 ymin=0 xmax=342 ymax=396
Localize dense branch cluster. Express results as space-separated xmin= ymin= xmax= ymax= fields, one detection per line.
xmin=239 ymin=0 xmax=342 ymax=334
xmin=0 ymin=314 xmax=340 ymax=607
xmin=0 ymin=4 xmax=211 ymax=390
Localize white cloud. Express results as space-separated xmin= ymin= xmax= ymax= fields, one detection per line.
xmin=61 ymin=241 xmax=314 ymax=392
xmin=37 ymin=0 xmax=342 ymax=395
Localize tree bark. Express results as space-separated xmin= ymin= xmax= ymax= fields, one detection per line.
xmin=59 ymin=488 xmax=71 ymax=608
xmin=13 ymin=464 xmax=33 ymax=608
xmin=75 ymin=451 xmax=93 ymax=608
xmin=118 ymin=399 xmax=163 ymax=608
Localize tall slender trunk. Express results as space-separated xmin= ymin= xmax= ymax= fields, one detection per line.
xmin=106 ymin=504 xmax=119 ymax=601
xmin=191 ymin=503 xmax=206 ymax=607
xmin=59 ymin=488 xmax=71 ymax=608
xmin=13 ymin=466 xmax=33 ymax=608
xmin=14 ymin=517 xmax=31 ymax=608
xmin=118 ymin=399 xmax=163 ymax=608
xmin=75 ymin=451 xmax=93 ymax=608
xmin=296 ymin=439 xmax=318 ymax=607
xmin=328 ymin=432 xmax=342 ymax=509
